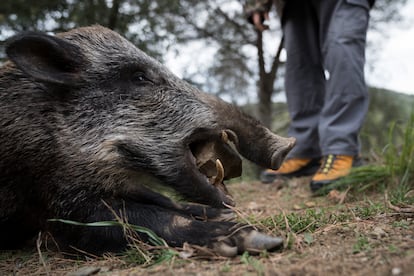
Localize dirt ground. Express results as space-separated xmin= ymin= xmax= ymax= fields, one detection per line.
xmin=1 ymin=178 xmax=414 ymax=276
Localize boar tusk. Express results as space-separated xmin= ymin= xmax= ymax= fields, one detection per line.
xmin=224 ymin=129 xmax=239 ymax=148
xmin=221 ymin=130 xmax=229 ymax=143
xmin=213 ymin=159 xmax=225 ymax=186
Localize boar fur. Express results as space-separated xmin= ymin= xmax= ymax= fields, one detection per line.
xmin=0 ymin=25 xmax=295 ymax=256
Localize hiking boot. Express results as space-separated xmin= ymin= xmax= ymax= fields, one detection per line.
xmin=260 ymin=158 xmax=321 ymax=184
xmin=310 ymin=154 xmax=362 ymax=193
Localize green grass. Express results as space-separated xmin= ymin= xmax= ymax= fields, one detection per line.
xmin=352 ymin=235 xmax=371 ymax=254
xmin=251 ymin=200 xmax=390 ymax=242
xmin=388 ymin=244 xmax=400 ymax=254
xmin=220 ymin=261 xmax=232 ymax=273
xmin=240 ymin=252 xmax=265 ymax=276
xmin=391 ymin=220 xmax=410 ymax=229
xmin=351 ymin=199 xmax=386 ymax=219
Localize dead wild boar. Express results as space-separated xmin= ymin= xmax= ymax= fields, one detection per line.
xmin=0 ymin=25 xmax=295 ymax=256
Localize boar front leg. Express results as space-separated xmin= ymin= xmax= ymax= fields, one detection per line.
xmin=49 ymin=198 xmax=282 ymax=256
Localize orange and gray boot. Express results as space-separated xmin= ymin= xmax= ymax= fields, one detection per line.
xmin=260 ymin=158 xmax=321 ymax=184
xmin=310 ymin=154 xmax=362 ymax=193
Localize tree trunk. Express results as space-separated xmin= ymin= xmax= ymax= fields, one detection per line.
xmin=107 ymin=0 xmax=121 ymax=30
xmin=256 ymin=31 xmax=285 ymax=129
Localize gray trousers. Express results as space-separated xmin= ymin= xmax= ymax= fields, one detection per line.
xmin=283 ymin=0 xmax=371 ymax=158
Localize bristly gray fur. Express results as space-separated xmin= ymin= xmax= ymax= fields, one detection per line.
xmin=0 ymin=25 xmax=294 ymax=255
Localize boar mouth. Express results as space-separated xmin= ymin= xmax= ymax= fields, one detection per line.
xmin=188 ymin=129 xmax=242 ymax=205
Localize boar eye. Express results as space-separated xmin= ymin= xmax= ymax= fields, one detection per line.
xmin=132 ymin=71 xmax=153 ymax=84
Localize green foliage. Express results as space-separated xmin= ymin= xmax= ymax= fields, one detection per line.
xmin=0 ymin=0 xmax=186 ymax=59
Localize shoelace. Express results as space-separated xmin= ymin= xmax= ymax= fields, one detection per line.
xmin=318 ymin=154 xmax=337 ymax=174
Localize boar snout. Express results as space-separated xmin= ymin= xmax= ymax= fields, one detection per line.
xmin=226 ymin=126 xmax=296 ymax=171
xmin=269 ymin=135 xmax=296 ymax=169
xmin=204 ymin=97 xmax=296 ymax=171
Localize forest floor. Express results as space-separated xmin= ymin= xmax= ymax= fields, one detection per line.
xmin=1 ymin=177 xmax=414 ymax=276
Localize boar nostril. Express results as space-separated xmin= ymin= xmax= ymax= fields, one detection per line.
xmin=288 ymin=137 xmax=296 ymax=149
xmin=223 ymin=129 xmax=239 ymax=148
xmin=270 ymin=138 xmax=296 ymax=169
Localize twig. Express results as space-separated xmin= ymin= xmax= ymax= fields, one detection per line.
xmin=297 ymin=221 xmax=316 ymax=234
xmin=216 ymin=223 xmax=256 ymax=242
xmin=385 ymin=191 xmax=414 ymax=213
xmin=101 ymin=200 xmax=154 ymax=265
xmin=223 ymin=202 xmax=258 ymax=229
xmin=36 ymin=232 xmax=50 ymax=276
xmin=339 ymin=185 xmax=352 ymax=205
xmin=69 ymin=246 xmax=99 ymax=259
xmin=281 ymin=209 xmax=291 ymax=233
xmin=347 ymin=204 xmax=358 ymax=221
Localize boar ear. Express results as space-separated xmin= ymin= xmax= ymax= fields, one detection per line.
xmin=6 ymin=32 xmax=84 ymax=86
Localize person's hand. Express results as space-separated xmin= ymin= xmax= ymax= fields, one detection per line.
xmin=252 ymin=11 xmax=270 ymax=32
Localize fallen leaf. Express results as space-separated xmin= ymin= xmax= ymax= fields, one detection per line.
xmin=179 ymin=242 xmax=195 ymax=259
xmin=304 ymin=232 xmax=314 ymax=245
xmin=371 ymin=226 xmax=387 ymax=239
xmin=247 ymin=201 xmax=259 ymax=210
xmin=305 ymin=201 xmax=316 ymax=207
xmin=327 ymin=189 xmax=342 ymax=203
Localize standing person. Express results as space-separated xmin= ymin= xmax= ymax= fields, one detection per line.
xmin=244 ymin=0 xmax=374 ymax=192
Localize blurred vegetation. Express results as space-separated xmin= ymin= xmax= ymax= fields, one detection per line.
xmin=361 ymin=87 xmax=414 ymax=152
xmin=0 ymin=0 xmax=409 ymax=99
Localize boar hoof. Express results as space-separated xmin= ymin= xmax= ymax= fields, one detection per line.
xmin=243 ymin=230 xmax=284 ymax=254
xmin=212 ymin=228 xmax=283 ymax=257
xmin=213 ymin=243 xmax=238 ymax=257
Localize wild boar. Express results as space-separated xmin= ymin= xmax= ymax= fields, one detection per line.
xmin=0 ymin=25 xmax=295 ymax=256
